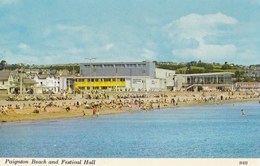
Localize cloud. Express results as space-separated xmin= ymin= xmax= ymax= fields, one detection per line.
xmin=250 ymin=0 xmax=260 ymax=4
xmin=141 ymin=48 xmax=156 ymax=60
xmin=0 ymin=48 xmax=39 ymax=64
xmin=56 ymin=24 xmax=87 ymax=32
xmin=0 ymin=0 xmax=18 ymax=5
xmin=66 ymin=48 xmax=83 ymax=55
xmin=165 ymin=12 xmax=237 ymax=40
xmin=18 ymin=43 xmax=30 ymax=50
xmin=103 ymin=43 xmax=114 ymax=50
xmin=173 ymin=43 xmax=237 ymax=62
xmin=164 ymin=12 xmax=239 ymax=62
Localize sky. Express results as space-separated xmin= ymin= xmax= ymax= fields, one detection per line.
xmin=0 ymin=0 xmax=260 ymax=65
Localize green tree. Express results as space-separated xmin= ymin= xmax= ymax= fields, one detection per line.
xmin=234 ymin=70 xmax=245 ymax=82
xmin=243 ymin=77 xmax=254 ymax=82
xmin=221 ymin=64 xmax=232 ymax=70
xmin=205 ymin=64 xmax=213 ymax=72
xmin=0 ymin=60 xmax=7 ymax=69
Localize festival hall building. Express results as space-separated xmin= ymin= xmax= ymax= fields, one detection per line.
xmin=60 ymin=61 xmax=234 ymax=92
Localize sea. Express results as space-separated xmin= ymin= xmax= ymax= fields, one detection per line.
xmin=0 ymin=101 xmax=259 ymax=158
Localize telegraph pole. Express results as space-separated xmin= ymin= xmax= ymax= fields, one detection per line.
xmin=19 ymin=66 xmax=23 ymax=95
xmin=19 ymin=71 xmax=23 ymax=95
xmin=116 ymin=67 xmax=118 ymax=92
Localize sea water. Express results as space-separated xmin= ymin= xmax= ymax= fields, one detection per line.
xmin=0 ymin=101 xmax=259 ymax=158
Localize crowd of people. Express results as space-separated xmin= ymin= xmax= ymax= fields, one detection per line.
xmin=1 ymin=91 xmax=260 ymax=119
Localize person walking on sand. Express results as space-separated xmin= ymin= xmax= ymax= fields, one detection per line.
xmin=92 ymin=108 xmax=97 ymax=116
xmin=82 ymin=110 xmax=86 ymax=116
xmin=96 ymin=108 xmax=100 ymax=117
xmin=171 ymin=98 xmax=175 ymax=105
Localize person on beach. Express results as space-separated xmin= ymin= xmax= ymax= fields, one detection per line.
xmin=96 ymin=108 xmax=100 ymax=117
xmin=171 ymin=98 xmax=175 ymax=105
xmin=157 ymin=103 xmax=160 ymax=109
xmin=1 ymin=105 xmax=8 ymax=115
xmin=149 ymin=101 xmax=153 ymax=109
xmin=76 ymin=101 xmax=80 ymax=109
xmin=82 ymin=110 xmax=86 ymax=116
xmin=65 ymin=106 xmax=70 ymax=112
xmin=33 ymin=106 xmax=40 ymax=114
xmin=92 ymin=108 xmax=97 ymax=116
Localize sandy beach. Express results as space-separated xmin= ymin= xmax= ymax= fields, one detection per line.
xmin=1 ymin=91 xmax=260 ymax=123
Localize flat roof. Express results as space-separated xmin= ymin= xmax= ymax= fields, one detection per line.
xmin=179 ymin=72 xmax=234 ymax=77
xmin=80 ymin=61 xmax=153 ymax=65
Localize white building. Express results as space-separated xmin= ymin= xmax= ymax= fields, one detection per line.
xmin=60 ymin=67 xmax=176 ymax=92
xmin=155 ymin=68 xmax=176 ymax=91
xmin=235 ymin=82 xmax=260 ymax=91
xmin=33 ymin=75 xmax=61 ymax=94
xmin=0 ymin=70 xmax=14 ymax=94
xmin=174 ymin=72 xmax=234 ymax=91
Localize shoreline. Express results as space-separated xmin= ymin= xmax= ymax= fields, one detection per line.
xmin=1 ymin=92 xmax=260 ymax=123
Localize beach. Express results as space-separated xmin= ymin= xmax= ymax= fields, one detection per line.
xmin=1 ymin=91 xmax=260 ymax=123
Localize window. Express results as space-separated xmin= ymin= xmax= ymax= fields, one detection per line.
xmin=115 ymin=64 xmax=125 ymax=68
xmin=104 ymin=64 xmax=114 ymax=68
xmin=93 ymin=64 xmax=102 ymax=68
xmin=126 ymin=64 xmax=137 ymax=67
xmin=137 ymin=64 xmax=146 ymax=67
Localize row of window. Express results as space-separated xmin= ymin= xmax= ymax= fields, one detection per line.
xmin=70 ymin=78 xmax=125 ymax=82
xmin=40 ymin=82 xmax=60 ymax=85
xmin=84 ymin=64 xmax=146 ymax=68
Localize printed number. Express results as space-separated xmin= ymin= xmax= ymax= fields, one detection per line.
xmin=239 ymin=161 xmax=248 ymax=165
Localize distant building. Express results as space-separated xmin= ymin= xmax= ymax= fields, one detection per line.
xmin=59 ymin=61 xmax=234 ymax=93
xmin=60 ymin=61 xmax=177 ymax=92
xmin=0 ymin=70 xmax=14 ymax=94
xmin=174 ymin=72 xmax=234 ymax=91
xmin=33 ymin=74 xmax=60 ymax=94
xmin=79 ymin=61 xmax=155 ymax=78
xmin=155 ymin=68 xmax=176 ymax=91
xmin=244 ymin=65 xmax=260 ymax=79
xmin=235 ymin=82 xmax=260 ymax=91
xmin=76 ymin=61 xmax=156 ymax=91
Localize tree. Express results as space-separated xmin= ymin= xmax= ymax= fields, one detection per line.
xmin=221 ymin=64 xmax=232 ymax=70
xmin=0 ymin=60 xmax=7 ymax=69
xmin=205 ymin=64 xmax=213 ymax=72
xmin=243 ymin=77 xmax=254 ymax=82
xmin=235 ymin=71 xmax=244 ymax=82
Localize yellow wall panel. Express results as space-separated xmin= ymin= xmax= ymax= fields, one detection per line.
xmin=74 ymin=81 xmax=126 ymax=88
